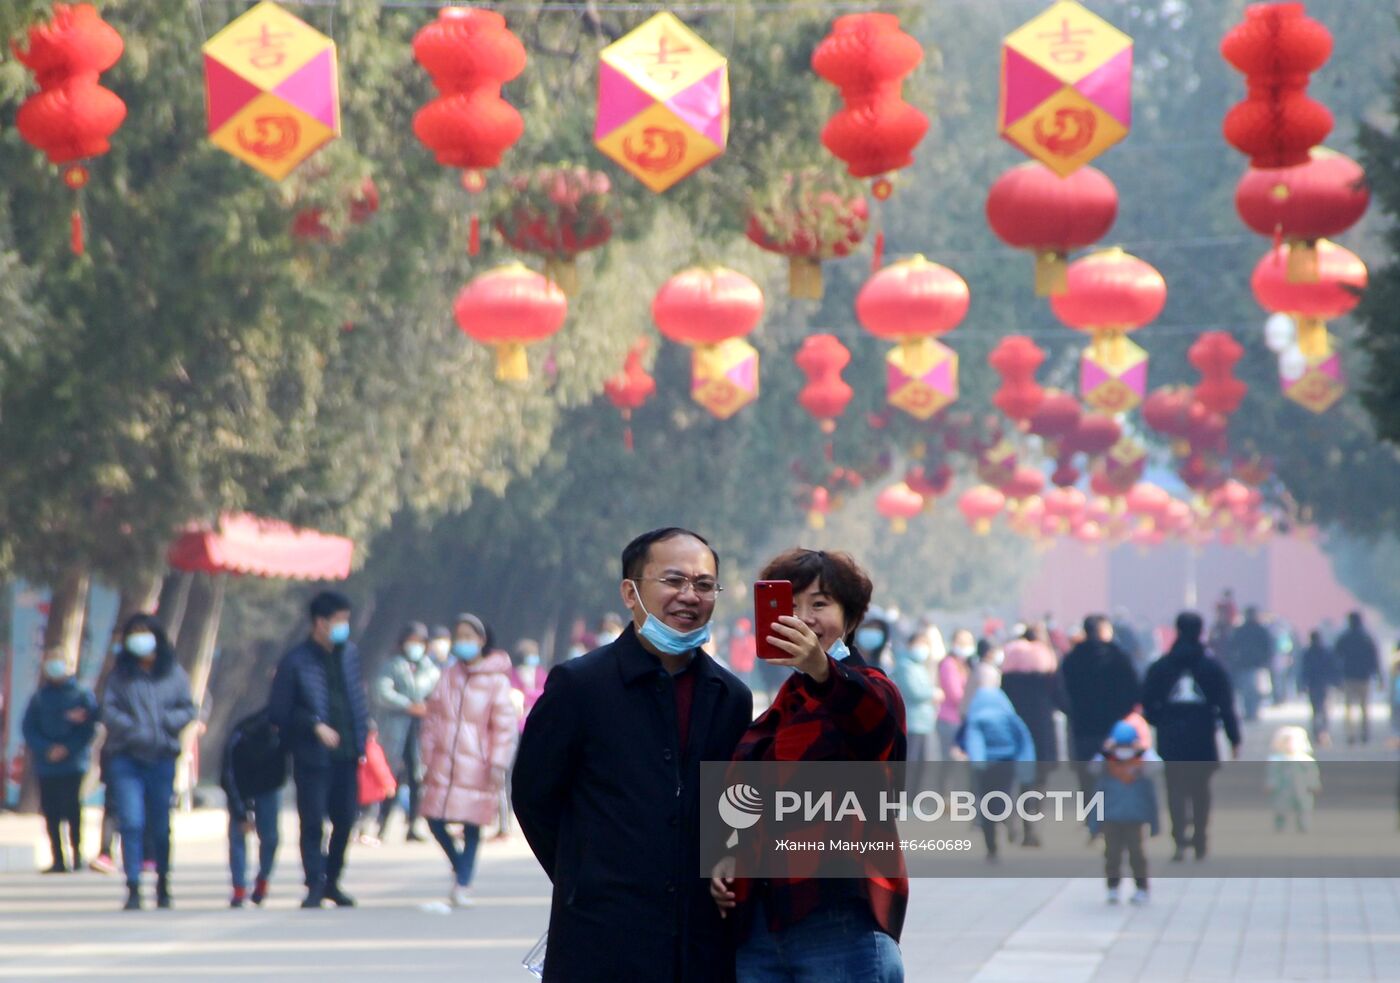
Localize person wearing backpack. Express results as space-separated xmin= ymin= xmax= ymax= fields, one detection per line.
xmin=221 ymin=708 xmax=287 ymax=908
xmin=1142 ymin=612 xmax=1241 ymax=862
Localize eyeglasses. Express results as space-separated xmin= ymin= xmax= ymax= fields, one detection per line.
xmin=644 ymin=575 xmax=724 ymax=599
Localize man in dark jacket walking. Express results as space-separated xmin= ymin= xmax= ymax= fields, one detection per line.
xmin=222 ymin=708 xmax=287 ymax=907
xmin=1226 ymin=607 xmax=1273 ymax=722
xmin=1142 ymin=612 xmax=1242 ymax=861
xmin=1334 ymin=611 xmax=1380 ymax=745
xmin=513 ymin=528 xmax=754 ymax=983
xmin=1059 ymin=615 xmax=1140 ymax=771
xmin=268 ymin=591 xmax=370 ymax=909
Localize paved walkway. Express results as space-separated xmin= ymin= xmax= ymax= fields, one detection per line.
xmin=0 ymin=699 xmax=1394 ymax=981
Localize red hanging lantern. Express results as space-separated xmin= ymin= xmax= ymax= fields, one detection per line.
xmin=603 ymin=338 xmax=656 ymax=451
xmin=413 ymin=9 xmax=526 ymax=256
xmin=1051 ymin=248 xmax=1166 ymax=337
xmin=1251 ymin=238 xmax=1366 ymax=360
xmin=1235 ymin=147 xmax=1368 ymax=281
xmin=906 ymin=463 xmax=953 ymax=500
xmin=1125 ymin=482 xmax=1170 ymax=522
xmin=794 ymin=334 xmax=854 ymax=435
xmin=811 ymin=13 xmax=928 ymax=193
xmin=985 ymin=162 xmax=1118 ymax=295
xmin=958 ymin=485 xmax=1006 ymax=536
xmin=807 ymin=486 xmax=833 ymax=530
xmin=653 ymin=266 xmax=765 ymax=420
xmin=495 ymin=164 xmax=614 ymax=295
xmin=1221 ymin=3 xmax=1333 ymax=169
xmin=1027 ymin=389 xmax=1082 ymax=449
xmin=988 ymin=335 xmax=1046 ymax=424
xmin=747 ymin=168 xmax=868 ymax=299
xmin=1190 ymin=331 xmax=1248 ymax=417
xmin=876 ymin=481 xmax=925 ymax=534
xmin=1064 ymin=414 xmax=1123 ymax=458
xmin=1050 ymin=457 xmax=1081 ymax=489
xmin=453 ymin=262 xmax=567 ymax=381
xmin=1043 ymin=487 xmax=1086 ymax=529
xmin=292 ymin=176 xmax=381 ymax=241
xmin=14 ymin=3 xmax=127 ymax=257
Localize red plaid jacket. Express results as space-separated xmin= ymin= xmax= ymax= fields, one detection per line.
xmin=732 ymin=650 xmax=908 ymax=942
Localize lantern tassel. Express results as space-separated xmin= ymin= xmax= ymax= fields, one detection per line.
xmin=622 ymin=409 xmax=634 ymax=452
xmin=469 ymin=214 xmax=481 ymax=256
xmin=872 ymin=230 xmax=885 ymax=273
xmin=70 ymin=209 xmax=85 ymax=257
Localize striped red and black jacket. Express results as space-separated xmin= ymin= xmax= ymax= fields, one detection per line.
xmin=731 ymin=649 xmax=908 ymax=942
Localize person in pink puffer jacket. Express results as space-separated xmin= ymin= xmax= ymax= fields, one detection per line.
xmin=419 ymin=613 xmax=518 ymax=907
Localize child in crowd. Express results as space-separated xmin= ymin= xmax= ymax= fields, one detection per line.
xmin=1089 ymin=719 xmax=1160 ymax=905
xmin=221 ymin=708 xmax=286 ymax=907
xmin=960 ymin=667 xmax=1036 ymax=862
xmin=1266 ymin=725 xmax=1321 ymax=833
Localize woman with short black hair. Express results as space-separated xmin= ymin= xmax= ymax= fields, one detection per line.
xmin=713 ymin=548 xmax=907 ymax=982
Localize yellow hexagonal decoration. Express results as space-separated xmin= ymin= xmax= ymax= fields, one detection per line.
xmin=692 ymin=339 xmax=758 ymax=419
xmin=999 ymin=0 xmax=1132 ymax=175
xmin=887 ymin=338 xmax=958 ymax=421
xmin=203 ymin=1 xmax=339 ymax=180
xmin=595 ymin=13 xmax=728 ymax=193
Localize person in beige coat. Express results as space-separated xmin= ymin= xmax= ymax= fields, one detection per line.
xmin=418 ymin=613 xmax=518 ymax=906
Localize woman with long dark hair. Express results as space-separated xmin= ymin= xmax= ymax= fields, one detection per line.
xmin=100 ymin=613 xmax=196 ymax=910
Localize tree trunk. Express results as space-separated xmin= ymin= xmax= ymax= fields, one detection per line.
xmin=161 ymin=572 xmax=193 ymax=645
xmin=175 ymin=573 xmax=227 ymax=709
xmin=41 ymin=563 xmax=91 ymax=666
xmin=116 ymin=573 xmax=164 ymax=627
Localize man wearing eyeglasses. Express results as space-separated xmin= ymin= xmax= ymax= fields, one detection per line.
xmin=514 ymin=527 xmax=754 ymax=983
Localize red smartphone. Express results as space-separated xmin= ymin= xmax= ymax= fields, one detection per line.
xmin=754 ymin=580 xmax=795 ymax=661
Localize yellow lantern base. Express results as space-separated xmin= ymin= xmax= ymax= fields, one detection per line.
xmin=544 ymin=256 xmax=580 ymax=297
xmin=788 ymin=256 xmax=824 ymax=300
xmin=1034 ymin=250 xmax=1068 ymax=296
xmin=494 ymin=343 xmax=529 ymax=382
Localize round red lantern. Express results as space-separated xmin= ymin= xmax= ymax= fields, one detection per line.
xmin=1027 ymin=390 xmax=1082 ymax=445
xmin=1141 ymin=386 xmax=1192 ymax=439
xmin=1235 ymin=148 xmax=1368 ymax=281
xmin=1064 ymin=414 xmax=1122 ymax=458
xmin=747 ymin=169 xmax=869 ymax=299
xmin=794 ymin=334 xmax=854 ymax=433
xmin=985 ymin=162 xmax=1118 ymax=295
xmin=1050 ymin=248 xmax=1167 ymax=335
xmin=876 ymin=481 xmax=925 ymax=534
xmin=653 ymin=267 xmax=764 ymax=347
xmin=811 ymin=13 xmax=928 ymax=189
xmin=808 ymin=486 xmax=833 ymax=530
xmin=988 ymin=335 xmax=1046 ymax=423
xmin=906 ymin=463 xmax=953 ymax=500
xmin=1125 ymin=483 xmax=1170 ymax=521
xmin=855 ymin=256 xmax=970 ymax=341
xmin=1251 ymin=239 xmax=1365 ymax=358
xmin=958 ymin=485 xmax=1006 ymax=536
xmin=1004 ymin=466 xmax=1045 ymax=503
xmin=453 ymin=263 xmax=567 ymax=381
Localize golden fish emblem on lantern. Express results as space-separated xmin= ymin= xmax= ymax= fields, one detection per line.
xmin=203 ymin=1 xmax=340 ymax=180
xmin=999 ymin=0 xmax=1132 ymax=176
xmin=594 ymin=12 xmax=729 ymax=193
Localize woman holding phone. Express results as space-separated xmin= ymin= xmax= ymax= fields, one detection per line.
xmin=712 ymin=548 xmax=907 ymax=982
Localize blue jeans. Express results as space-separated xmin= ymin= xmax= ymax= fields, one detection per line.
xmin=109 ymin=754 xmax=176 ymax=887
xmin=739 ymin=899 xmax=903 ymax=983
xmin=426 ymin=819 xmax=480 ymax=887
xmin=229 ymin=789 xmax=282 ymax=891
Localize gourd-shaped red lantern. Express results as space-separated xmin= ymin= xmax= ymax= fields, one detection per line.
xmin=876 ymin=481 xmax=925 ymax=534
xmin=794 ymin=334 xmax=854 ymax=435
xmin=495 ymin=164 xmax=614 ymax=296
xmin=14 ymin=2 xmax=126 ymax=256
xmin=811 ymin=13 xmax=928 ymax=199
xmin=988 ymin=335 xmax=1046 ymax=424
xmin=603 ymin=338 xmax=656 ymax=451
xmin=856 ymin=256 xmax=969 ymax=420
xmin=1221 ymin=3 xmax=1333 ymax=169
xmin=985 ymin=162 xmax=1118 ymax=295
xmin=958 ymin=485 xmax=1006 ymax=536
xmin=1235 ymin=148 xmax=1368 ymax=281
xmin=653 ymin=267 xmax=765 ymax=420
xmin=413 ymin=9 xmax=526 ymax=255
xmin=453 ymin=262 xmax=567 ymax=381
xmin=1051 ymin=248 xmax=1166 ymax=414
xmin=1190 ymin=331 xmax=1248 ymax=417
xmin=747 ymin=168 xmax=869 ymax=300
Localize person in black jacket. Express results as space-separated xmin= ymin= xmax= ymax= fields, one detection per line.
xmin=1299 ymin=631 xmax=1340 ymax=747
xmin=1335 ymin=611 xmax=1381 ymax=745
xmin=1059 ymin=615 xmax=1139 ymax=779
xmin=268 ymin=591 xmax=370 ymax=909
xmin=222 ymin=708 xmax=287 ymax=908
xmin=1141 ymin=612 xmax=1242 ymax=862
xmin=1227 ymin=607 xmax=1273 ymax=723
xmin=513 ymin=528 xmax=753 ymax=983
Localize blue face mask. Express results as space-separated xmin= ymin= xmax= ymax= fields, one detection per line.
xmin=828 ymin=638 xmax=852 ymax=662
xmin=627 ymin=581 xmax=711 ymax=657
xmin=453 ymin=640 xmax=481 ymax=661
xmin=328 ymin=622 xmax=351 ymax=646
xmin=126 ymin=633 xmax=158 ymax=658
xmin=43 ymin=658 xmax=68 ymax=681
xmin=404 ymin=642 xmax=426 ymax=662
xmin=855 ymin=627 xmax=885 ymax=652
xmin=523 ymin=654 xmax=541 ymax=667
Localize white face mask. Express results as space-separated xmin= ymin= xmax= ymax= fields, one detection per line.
xmin=1111 ymin=747 xmax=1139 ymax=761
xmin=429 ymin=639 xmax=450 ymax=660
xmin=909 ymin=646 xmax=931 ymax=663
xmin=951 ymin=644 xmax=975 ymax=659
